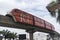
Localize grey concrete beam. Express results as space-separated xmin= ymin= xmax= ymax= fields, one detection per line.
xmin=0 ymin=15 xmax=55 ymax=34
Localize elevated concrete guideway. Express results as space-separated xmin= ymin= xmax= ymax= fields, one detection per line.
xmin=0 ymin=15 xmax=54 ymax=33
xmin=0 ymin=15 xmax=58 ymax=40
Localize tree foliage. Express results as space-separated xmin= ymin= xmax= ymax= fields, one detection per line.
xmin=46 ymin=1 xmax=60 ymax=23
xmin=0 ymin=30 xmax=17 ymax=40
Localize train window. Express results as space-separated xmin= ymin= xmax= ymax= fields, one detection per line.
xmin=14 ymin=9 xmax=19 ymax=13
xmin=28 ymin=16 xmax=33 ymax=19
xmin=27 ymin=19 xmax=29 ymax=23
xmin=14 ymin=9 xmax=22 ymax=13
xmin=22 ymin=13 xmax=26 ymax=17
xmin=38 ymin=18 xmax=44 ymax=24
xmin=34 ymin=17 xmax=39 ymax=22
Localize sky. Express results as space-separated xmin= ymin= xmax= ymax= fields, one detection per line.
xmin=0 ymin=0 xmax=59 ymax=38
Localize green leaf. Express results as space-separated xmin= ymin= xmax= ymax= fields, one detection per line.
xmin=50 ymin=11 xmax=56 ymax=17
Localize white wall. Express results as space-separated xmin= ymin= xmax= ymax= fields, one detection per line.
xmin=34 ymin=32 xmax=48 ymax=40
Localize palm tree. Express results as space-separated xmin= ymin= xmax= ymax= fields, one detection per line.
xmin=0 ymin=31 xmax=4 ymax=40
xmin=0 ymin=30 xmax=9 ymax=40
xmin=46 ymin=0 xmax=60 ymax=23
xmin=2 ymin=30 xmax=10 ymax=40
xmin=10 ymin=32 xmax=17 ymax=40
xmin=7 ymin=32 xmax=17 ymax=40
xmin=2 ymin=30 xmax=12 ymax=40
xmin=0 ymin=30 xmax=17 ymax=40
xmin=3 ymin=30 xmax=17 ymax=40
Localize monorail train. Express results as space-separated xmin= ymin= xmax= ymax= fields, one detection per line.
xmin=6 ymin=9 xmax=55 ymax=31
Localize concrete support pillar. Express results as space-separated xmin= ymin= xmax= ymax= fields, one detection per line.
xmin=29 ymin=32 xmax=34 ymax=40
xmin=26 ymin=28 xmax=36 ymax=40
xmin=49 ymin=34 xmax=55 ymax=40
xmin=58 ymin=36 xmax=59 ymax=40
xmin=46 ymin=35 xmax=50 ymax=40
xmin=57 ymin=35 xmax=60 ymax=40
xmin=58 ymin=36 xmax=60 ymax=40
xmin=51 ymin=35 xmax=54 ymax=40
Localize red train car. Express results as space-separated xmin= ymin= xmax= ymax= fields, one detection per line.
xmin=22 ymin=12 xmax=33 ymax=25
xmin=51 ymin=25 xmax=55 ymax=31
xmin=45 ymin=21 xmax=52 ymax=30
xmin=9 ymin=9 xmax=33 ymax=25
xmin=34 ymin=16 xmax=45 ymax=28
xmin=6 ymin=8 xmax=55 ymax=31
xmin=10 ymin=9 xmax=23 ymax=22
